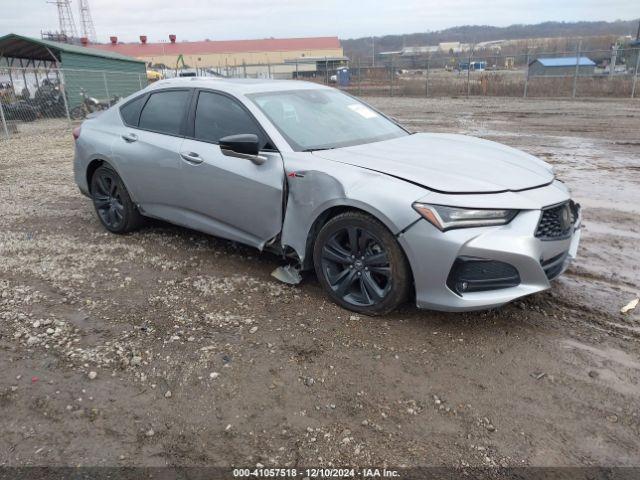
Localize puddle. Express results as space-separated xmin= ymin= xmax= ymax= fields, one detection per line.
xmin=562 ymin=339 xmax=640 ymax=370
xmin=583 ymin=222 xmax=640 ymax=240
xmin=562 ymin=339 xmax=640 ymax=397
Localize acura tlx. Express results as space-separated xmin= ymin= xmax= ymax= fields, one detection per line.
xmin=73 ymin=78 xmax=581 ymax=315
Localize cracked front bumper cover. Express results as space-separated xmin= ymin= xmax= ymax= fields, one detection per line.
xmin=398 ymin=208 xmax=581 ymax=312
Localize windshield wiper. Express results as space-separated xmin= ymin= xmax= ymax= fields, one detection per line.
xmin=303 ymin=147 xmax=335 ymax=152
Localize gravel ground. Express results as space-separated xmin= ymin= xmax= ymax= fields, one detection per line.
xmin=0 ymin=98 xmax=639 ymax=468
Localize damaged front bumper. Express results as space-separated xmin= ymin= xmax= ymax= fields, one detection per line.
xmin=398 ymin=203 xmax=581 ymax=312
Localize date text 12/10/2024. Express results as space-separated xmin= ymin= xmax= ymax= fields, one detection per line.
xmin=233 ymin=468 xmax=400 ymax=478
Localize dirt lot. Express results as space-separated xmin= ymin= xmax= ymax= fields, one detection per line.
xmin=1 ymin=97 xmax=639 ymax=469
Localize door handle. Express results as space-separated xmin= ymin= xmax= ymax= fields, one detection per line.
xmin=121 ymin=133 xmax=138 ymax=143
xmin=180 ymin=151 xmax=203 ymax=164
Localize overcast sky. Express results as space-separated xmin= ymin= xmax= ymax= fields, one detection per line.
xmin=4 ymin=0 xmax=638 ymax=42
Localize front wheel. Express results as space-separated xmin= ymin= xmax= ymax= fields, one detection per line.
xmin=313 ymin=211 xmax=411 ymax=315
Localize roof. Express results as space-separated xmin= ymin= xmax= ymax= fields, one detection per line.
xmin=532 ymin=57 xmax=595 ymax=67
xmin=0 ymin=33 xmax=144 ymax=64
xmin=283 ymin=56 xmax=348 ymax=64
xmin=90 ymin=37 xmax=341 ymax=57
xmin=145 ymin=77 xmax=331 ymax=95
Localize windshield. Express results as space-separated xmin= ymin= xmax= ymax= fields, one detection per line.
xmin=249 ymin=89 xmax=408 ymax=151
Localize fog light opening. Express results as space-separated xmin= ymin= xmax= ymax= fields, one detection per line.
xmin=447 ymin=257 xmax=520 ymax=296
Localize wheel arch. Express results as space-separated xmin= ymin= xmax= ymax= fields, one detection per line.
xmin=85 ymin=156 xmax=138 ymax=204
xmin=302 ymin=203 xmax=417 ymax=302
xmin=86 ymin=158 xmax=105 ymax=193
xmin=298 ymin=202 xmax=415 ymax=292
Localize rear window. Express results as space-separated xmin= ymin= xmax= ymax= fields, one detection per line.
xmin=119 ymin=95 xmax=146 ymax=127
xmin=138 ymin=90 xmax=191 ymax=135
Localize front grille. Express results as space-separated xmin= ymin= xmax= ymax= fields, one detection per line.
xmin=535 ymin=200 xmax=579 ymax=241
xmin=447 ymin=256 xmax=520 ymax=296
xmin=540 ymin=251 xmax=568 ymax=280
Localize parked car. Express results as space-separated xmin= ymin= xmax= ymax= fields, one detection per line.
xmin=73 ymin=78 xmax=581 ymax=314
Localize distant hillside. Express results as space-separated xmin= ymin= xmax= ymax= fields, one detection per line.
xmin=342 ymin=19 xmax=640 ymax=59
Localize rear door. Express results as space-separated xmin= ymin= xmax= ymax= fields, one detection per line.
xmin=111 ymin=88 xmax=192 ymax=220
xmin=178 ymin=89 xmax=284 ymax=248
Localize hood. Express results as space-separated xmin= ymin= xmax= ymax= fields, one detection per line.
xmin=312 ymin=133 xmax=554 ymax=193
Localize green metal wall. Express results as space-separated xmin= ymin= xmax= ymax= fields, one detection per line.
xmin=60 ymin=52 xmax=147 ymax=109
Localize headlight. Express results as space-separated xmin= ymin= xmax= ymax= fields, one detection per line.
xmin=412 ymin=203 xmax=518 ymax=231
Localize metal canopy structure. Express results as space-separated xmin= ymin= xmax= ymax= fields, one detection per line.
xmin=0 ymin=33 xmax=144 ymax=64
xmin=0 ymin=36 xmax=61 ymax=63
xmin=0 ymin=33 xmax=147 ymax=111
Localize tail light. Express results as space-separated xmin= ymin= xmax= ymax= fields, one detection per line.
xmin=72 ymin=126 xmax=81 ymax=141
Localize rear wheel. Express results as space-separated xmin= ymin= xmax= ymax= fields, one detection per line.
xmin=90 ymin=164 xmax=142 ymax=234
xmin=313 ymin=211 xmax=410 ymax=315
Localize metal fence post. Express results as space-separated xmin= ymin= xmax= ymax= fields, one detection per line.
xmin=103 ymin=71 xmax=110 ymax=100
xmin=572 ymin=41 xmax=581 ymax=99
xmin=295 ymin=60 xmax=298 ymax=80
xmin=425 ymin=57 xmax=430 ymax=97
xmin=632 ymin=48 xmax=640 ymax=99
xmin=357 ymin=58 xmax=361 ymax=96
xmin=466 ymin=51 xmax=472 ymax=97
xmin=325 ymin=57 xmax=329 ymax=85
xmin=523 ymin=53 xmax=529 ymax=98
xmin=0 ymin=97 xmax=9 ymax=140
xmin=59 ymin=69 xmax=72 ymax=124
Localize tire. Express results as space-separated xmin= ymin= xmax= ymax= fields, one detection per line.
xmin=90 ymin=164 xmax=142 ymax=234
xmin=70 ymin=106 xmax=85 ymax=120
xmin=313 ymin=211 xmax=410 ymax=315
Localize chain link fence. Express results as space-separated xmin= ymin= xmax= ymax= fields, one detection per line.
xmin=181 ymin=48 xmax=640 ymax=99
xmin=1 ymin=47 xmax=638 ymax=140
xmin=0 ymin=66 xmax=146 ymax=139
xmin=338 ymin=47 xmax=640 ymax=99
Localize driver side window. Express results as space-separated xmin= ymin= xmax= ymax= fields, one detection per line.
xmin=194 ymin=91 xmax=267 ymax=148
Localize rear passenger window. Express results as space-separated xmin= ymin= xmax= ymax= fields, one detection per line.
xmin=194 ymin=91 xmax=267 ymax=148
xmin=119 ymin=95 xmax=146 ymax=127
xmin=138 ymin=90 xmax=190 ymax=135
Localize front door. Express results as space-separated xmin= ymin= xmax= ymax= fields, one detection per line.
xmin=179 ymin=90 xmax=284 ymax=249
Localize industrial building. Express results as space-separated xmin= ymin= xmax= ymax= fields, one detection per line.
xmin=0 ymin=33 xmax=146 ymax=107
xmin=91 ymin=36 xmax=346 ymax=78
xmin=528 ymin=57 xmax=596 ymax=76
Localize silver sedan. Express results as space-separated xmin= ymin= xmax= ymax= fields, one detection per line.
xmin=73 ymin=78 xmax=581 ymax=315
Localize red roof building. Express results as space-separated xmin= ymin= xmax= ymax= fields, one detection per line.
xmin=89 ymin=36 xmax=343 ymax=69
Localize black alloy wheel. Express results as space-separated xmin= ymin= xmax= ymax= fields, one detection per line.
xmin=313 ymin=211 xmax=410 ymax=315
xmin=90 ymin=164 xmax=142 ymax=234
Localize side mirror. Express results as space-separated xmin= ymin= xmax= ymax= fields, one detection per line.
xmin=219 ymin=134 xmax=265 ymax=165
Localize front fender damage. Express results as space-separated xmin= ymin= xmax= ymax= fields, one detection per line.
xmin=280 ymin=170 xmax=346 ymax=267
xmin=279 ymin=167 xmax=424 ymax=270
